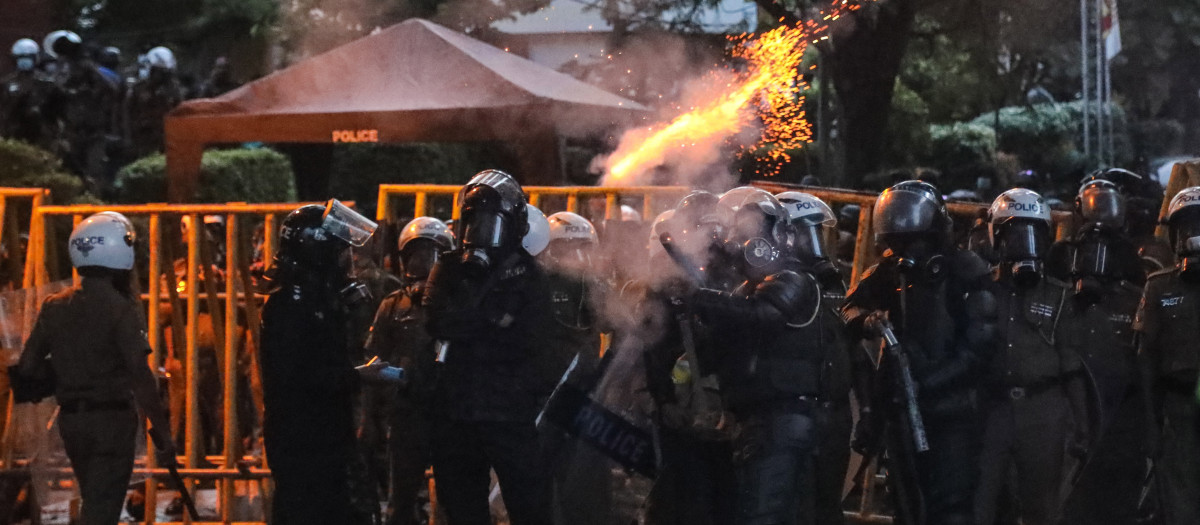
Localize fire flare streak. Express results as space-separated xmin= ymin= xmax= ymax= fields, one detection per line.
xmin=602 ymin=0 xmax=866 ymax=185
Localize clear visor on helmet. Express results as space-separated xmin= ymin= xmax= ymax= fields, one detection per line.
xmin=461 ymin=213 xmax=507 ymax=249
xmin=793 ymin=223 xmax=829 ymax=261
xmin=995 ymin=221 xmax=1049 ymax=262
xmin=1172 ymin=209 xmax=1200 ymax=255
xmin=322 ymin=199 xmax=377 ymax=247
xmin=1079 ymin=187 xmax=1126 ymax=228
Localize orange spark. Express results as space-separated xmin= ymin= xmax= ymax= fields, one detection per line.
xmin=600 ymin=0 xmax=868 ymax=185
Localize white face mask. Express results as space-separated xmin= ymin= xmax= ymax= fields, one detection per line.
xmin=15 ymin=57 xmax=34 ymax=71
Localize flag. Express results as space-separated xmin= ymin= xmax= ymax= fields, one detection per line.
xmin=1102 ymin=0 xmax=1121 ymax=60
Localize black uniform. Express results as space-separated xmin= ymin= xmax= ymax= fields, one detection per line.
xmin=842 ymin=250 xmax=997 ymax=525
xmin=975 ymin=274 xmax=1088 ymax=525
xmin=423 ymin=253 xmax=555 ymax=525
xmin=689 ymin=265 xmax=829 ymax=525
xmin=18 ymin=277 xmax=170 ymax=525
xmin=50 ymin=59 xmax=119 ymax=183
xmin=364 ymin=282 xmax=437 ymax=525
xmin=1135 ymin=266 xmax=1200 ymax=525
xmin=0 ymin=69 xmax=55 ymax=146
xmin=542 ymin=271 xmax=612 ymax=525
xmin=123 ymin=71 xmax=184 ymax=158
xmin=798 ymin=281 xmax=871 ymax=525
xmin=260 ymin=283 xmax=361 ymax=524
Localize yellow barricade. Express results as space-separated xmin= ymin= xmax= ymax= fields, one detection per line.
xmin=376 ymin=184 xmax=691 ymax=222
xmin=22 ymin=202 xmax=333 ymax=524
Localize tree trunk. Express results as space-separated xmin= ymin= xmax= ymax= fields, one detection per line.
xmin=827 ymin=0 xmax=916 ymax=185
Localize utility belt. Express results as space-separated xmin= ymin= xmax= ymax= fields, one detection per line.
xmin=990 ymin=377 xmax=1065 ymax=401
xmin=59 ymin=398 xmax=133 ymax=414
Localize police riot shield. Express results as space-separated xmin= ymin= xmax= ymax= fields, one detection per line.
xmin=0 ymin=280 xmax=77 ymax=522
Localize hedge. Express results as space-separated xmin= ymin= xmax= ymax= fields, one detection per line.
xmin=113 ymin=147 xmax=298 ymax=204
xmin=0 ymin=139 xmax=88 ymax=203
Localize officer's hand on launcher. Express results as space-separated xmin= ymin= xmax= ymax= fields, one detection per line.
xmin=862 ymin=311 xmax=890 ymax=339
xmin=150 ymin=426 xmax=178 ymax=467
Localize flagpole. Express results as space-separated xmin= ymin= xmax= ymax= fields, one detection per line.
xmin=1096 ymin=0 xmax=1104 ymax=165
xmin=1081 ymin=0 xmax=1090 ymax=160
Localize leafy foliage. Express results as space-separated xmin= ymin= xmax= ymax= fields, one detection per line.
xmin=112 ymin=147 xmax=297 ymax=204
xmin=0 ymin=139 xmax=88 ymax=204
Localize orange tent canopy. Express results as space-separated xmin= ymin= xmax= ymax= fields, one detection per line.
xmin=164 ymin=18 xmax=647 ymax=201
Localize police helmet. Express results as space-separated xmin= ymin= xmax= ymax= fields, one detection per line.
xmin=398 ymin=216 xmax=454 ymax=252
xmin=98 ymin=46 xmax=120 ymax=69
xmin=620 ymin=204 xmax=641 ymax=222
xmin=872 ymin=180 xmax=951 ymax=244
xmin=276 ymin=200 xmax=377 ymax=273
xmin=42 ymin=30 xmax=81 ymax=59
xmin=11 ymin=38 xmax=38 ymax=57
xmin=523 ymin=204 xmax=550 ymax=256
xmin=69 ymin=212 xmax=136 ymax=270
xmin=776 ymin=191 xmax=836 ymax=227
xmin=145 ymin=46 xmax=176 ymax=70
xmin=548 ymin=211 xmax=598 ymax=244
xmin=1076 ymin=179 xmax=1126 ymax=230
xmin=988 ymin=188 xmax=1052 ymax=262
xmin=1166 ymin=186 xmax=1200 ymax=256
xmin=455 ymin=169 xmax=528 ymax=252
xmin=648 ymin=209 xmax=676 ymax=260
xmin=716 ymin=187 xmax=792 ymax=276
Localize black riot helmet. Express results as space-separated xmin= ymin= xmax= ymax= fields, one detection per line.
xmin=988 ymin=188 xmax=1052 ymax=286
xmin=716 ymin=187 xmax=793 ymax=280
xmin=872 ymin=180 xmax=951 ymax=268
xmin=454 ymin=169 xmax=528 ymax=272
xmin=272 ymin=200 xmax=377 ymax=284
xmin=1075 ymin=179 xmax=1126 ymax=231
xmin=777 ymin=191 xmax=841 ymax=287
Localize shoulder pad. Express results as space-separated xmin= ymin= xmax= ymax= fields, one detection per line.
xmin=950 ymin=249 xmax=992 ymax=282
xmin=757 ymin=270 xmax=820 ymax=322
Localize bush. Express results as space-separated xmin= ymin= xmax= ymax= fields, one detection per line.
xmin=0 ymin=139 xmax=88 ymax=203
xmin=113 ymin=147 xmax=298 ymax=203
xmin=970 ymin=101 xmax=1131 ymax=179
xmin=924 ymin=122 xmax=997 ymax=188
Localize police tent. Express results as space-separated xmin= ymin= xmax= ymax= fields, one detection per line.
xmin=163 ymin=18 xmax=647 ymax=201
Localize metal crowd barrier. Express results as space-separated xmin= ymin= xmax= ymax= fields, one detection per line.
xmin=17 ymin=202 xmax=336 ymax=524
xmin=376 ymin=184 xmax=691 ymax=222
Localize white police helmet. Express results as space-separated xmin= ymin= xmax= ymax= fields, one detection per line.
xmin=988 ymin=188 xmax=1051 ymax=244
xmin=146 ymin=46 xmax=177 ymax=70
xmin=547 ymin=212 xmax=598 ymax=244
xmin=776 ymin=191 xmax=836 ymax=226
xmin=11 ymin=39 xmax=38 ymax=57
xmin=398 ymin=216 xmax=454 ymax=252
xmin=523 ymin=204 xmax=550 ymax=256
xmin=647 ymin=209 xmax=676 ymax=260
xmin=1166 ymin=186 xmax=1200 ymax=255
xmin=42 ymin=30 xmax=80 ymax=59
xmin=69 ymin=212 xmax=136 ymax=270
xmin=620 ymin=204 xmax=641 ymax=222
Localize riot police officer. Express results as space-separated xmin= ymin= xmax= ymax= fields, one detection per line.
xmin=683 ymin=188 xmax=832 ymax=525
xmin=1135 ymin=186 xmax=1200 ymax=525
xmin=260 ymin=200 xmax=387 ymax=524
xmin=539 ymin=210 xmax=614 ymax=525
xmin=365 ymin=216 xmax=453 ymax=525
xmin=1055 ymin=179 xmax=1146 ymax=525
xmin=776 ymin=191 xmax=873 ymax=525
xmin=123 ymin=46 xmax=184 ymax=159
xmin=422 ymin=169 xmax=554 ymax=525
xmin=841 ymin=180 xmax=997 ymax=525
xmin=1 ymin=38 xmax=55 ymax=146
xmin=641 ymin=198 xmax=736 ymax=525
xmin=974 ymin=189 xmax=1090 ymax=525
xmin=14 ymin=212 xmax=176 ymax=525
xmin=44 ymin=30 xmax=119 ymax=184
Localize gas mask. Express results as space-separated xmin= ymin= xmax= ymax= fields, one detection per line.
xmin=454 ymin=170 xmax=527 ymax=275
xmin=544 ymin=239 xmax=594 ymax=276
xmin=1069 ymin=226 xmax=1116 ymax=305
xmin=401 ymin=241 xmax=440 ymax=282
xmin=793 ymin=223 xmax=840 ymax=288
xmin=15 ymin=57 xmax=35 ymax=71
xmin=994 ymin=221 xmax=1049 ymax=287
xmin=1171 ymin=210 xmax=1200 ymax=282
